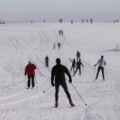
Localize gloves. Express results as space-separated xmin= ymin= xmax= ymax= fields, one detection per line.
xmin=94 ymin=65 xmax=96 ymax=66
xmin=51 ymin=82 xmax=54 ymax=86
xmin=69 ymin=79 xmax=72 ymax=83
xmin=25 ymin=73 xmax=26 ymax=75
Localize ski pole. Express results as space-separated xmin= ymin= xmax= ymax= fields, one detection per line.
xmin=25 ymin=75 xmax=27 ymax=89
xmin=94 ymin=66 xmax=96 ymax=79
xmin=43 ymin=86 xmax=52 ymax=93
xmin=71 ymin=83 xmax=87 ymax=106
xmin=105 ymin=66 xmax=108 ymax=79
xmin=35 ymin=76 xmax=38 ymax=87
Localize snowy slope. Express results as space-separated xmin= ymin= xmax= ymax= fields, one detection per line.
xmin=0 ymin=23 xmax=120 ymax=120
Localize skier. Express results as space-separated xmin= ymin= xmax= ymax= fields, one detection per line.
xmin=58 ymin=30 xmax=61 ymax=36
xmin=73 ymin=59 xmax=84 ymax=76
xmin=45 ymin=55 xmax=49 ymax=67
xmin=25 ymin=61 xmax=36 ymax=89
xmin=51 ymin=58 xmax=75 ymax=107
xmin=76 ymin=51 xmax=81 ymax=61
xmin=71 ymin=20 xmax=73 ymax=24
xmin=58 ymin=42 xmax=61 ymax=49
xmin=61 ymin=30 xmax=64 ymax=36
xmin=94 ymin=55 xmax=107 ymax=80
xmin=70 ymin=58 xmax=76 ymax=73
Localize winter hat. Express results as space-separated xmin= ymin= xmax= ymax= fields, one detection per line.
xmin=56 ymin=58 xmax=61 ymax=63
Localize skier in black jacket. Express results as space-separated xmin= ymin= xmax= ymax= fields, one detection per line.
xmin=73 ymin=59 xmax=84 ymax=76
xmin=45 ymin=55 xmax=49 ymax=67
xmin=51 ymin=58 xmax=75 ymax=107
xmin=70 ymin=58 xmax=76 ymax=73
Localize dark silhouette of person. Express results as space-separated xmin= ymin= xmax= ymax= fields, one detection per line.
xmin=73 ymin=60 xmax=84 ymax=76
xmin=61 ymin=30 xmax=64 ymax=36
xmin=70 ymin=58 xmax=76 ymax=73
xmin=76 ymin=51 xmax=81 ymax=61
xmin=58 ymin=42 xmax=61 ymax=49
xmin=51 ymin=58 xmax=75 ymax=107
xmin=25 ymin=61 xmax=36 ymax=89
xmin=94 ymin=55 xmax=106 ymax=80
xmin=58 ymin=30 xmax=61 ymax=36
xmin=71 ymin=20 xmax=73 ymax=24
xmin=45 ymin=55 xmax=49 ymax=67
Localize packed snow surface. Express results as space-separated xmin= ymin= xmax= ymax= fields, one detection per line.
xmin=0 ymin=23 xmax=120 ymax=120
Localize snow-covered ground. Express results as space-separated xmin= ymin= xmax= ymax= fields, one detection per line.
xmin=0 ymin=23 xmax=120 ymax=120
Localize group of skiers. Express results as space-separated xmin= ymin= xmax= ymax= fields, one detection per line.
xmin=58 ymin=30 xmax=64 ymax=36
xmin=70 ymin=51 xmax=84 ymax=76
xmin=53 ymin=42 xmax=61 ymax=49
xmin=24 ymin=53 xmax=107 ymax=107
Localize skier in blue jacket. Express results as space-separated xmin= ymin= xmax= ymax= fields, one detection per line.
xmin=94 ymin=55 xmax=107 ymax=80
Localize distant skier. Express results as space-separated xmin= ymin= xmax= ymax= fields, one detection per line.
xmin=94 ymin=55 xmax=107 ymax=80
xmin=70 ymin=58 xmax=76 ymax=73
xmin=45 ymin=55 xmax=49 ymax=67
xmin=71 ymin=20 xmax=73 ymax=24
xmin=58 ymin=30 xmax=61 ymax=36
xmin=76 ymin=51 xmax=81 ymax=61
xmin=61 ymin=30 xmax=64 ymax=36
xmin=58 ymin=42 xmax=61 ymax=49
xmin=25 ymin=61 xmax=36 ymax=89
xmin=51 ymin=58 xmax=75 ymax=107
xmin=73 ymin=59 xmax=84 ymax=76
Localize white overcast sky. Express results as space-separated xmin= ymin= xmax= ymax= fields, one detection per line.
xmin=0 ymin=0 xmax=120 ymax=22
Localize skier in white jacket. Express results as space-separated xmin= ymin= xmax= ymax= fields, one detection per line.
xmin=94 ymin=55 xmax=107 ymax=80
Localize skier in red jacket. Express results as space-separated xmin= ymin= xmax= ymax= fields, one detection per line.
xmin=25 ymin=61 xmax=36 ymax=89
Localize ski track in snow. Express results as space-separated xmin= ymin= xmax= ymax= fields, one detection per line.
xmin=0 ymin=23 xmax=120 ymax=120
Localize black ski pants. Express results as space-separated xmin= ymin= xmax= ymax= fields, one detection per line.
xmin=45 ymin=61 xmax=49 ymax=67
xmin=55 ymin=81 xmax=71 ymax=101
xmin=96 ymin=67 xmax=105 ymax=80
xmin=27 ymin=75 xmax=35 ymax=87
xmin=70 ymin=66 xmax=75 ymax=73
xmin=74 ymin=67 xmax=81 ymax=75
xmin=77 ymin=56 xmax=80 ymax=62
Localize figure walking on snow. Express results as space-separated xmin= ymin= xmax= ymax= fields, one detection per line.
xmin=73 ymin=59 xmax=84 ymax=76
xmin=94 ymin=55 xmax=107 ymax=81
xmin=76 ymin=51 xmax=81 ymax=61
xmin=51 ymin=58 xmax=75 ymax=107
xmin=58 ymin=42 xmax=61 ymax=49
xmin=45 ymin=55 xmax=49 ymax=67
xmin=70 ymin=58 xmax=76 ymax=73
xmin=25 ymin=61 xmax=36 ymax=89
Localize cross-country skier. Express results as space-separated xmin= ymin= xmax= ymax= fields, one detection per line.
xmin=94 ymin=55 xmax=107 ymax=80
xmin=76 ymin=51 xmax=81 ymax=62
xmin=70 ymin=58 xmax=76 ymax=73
xmin=58 ymin=42 xmax=61 ymax=49
xmin=45 ymin=55 xmax=49 ymax=67
xmin=51 ymin=58 xmax=75 ymax=107
xmin=25 ymin=61 xmax=36 ymax=89
xmin=58 ymin=30 xmax=61 ymax=36
xmin=73 ymin=59 xmax=84 ymax=76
